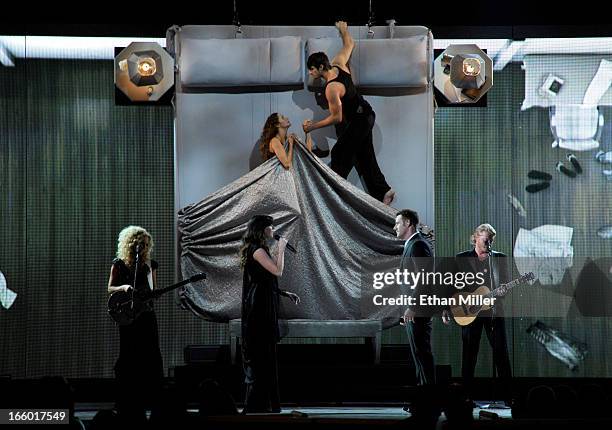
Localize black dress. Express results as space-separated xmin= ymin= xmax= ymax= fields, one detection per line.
xmin=241 ymin=245 xmax=283 ymax=413
xmin=110 ymin=258 xmax=164 ymax=416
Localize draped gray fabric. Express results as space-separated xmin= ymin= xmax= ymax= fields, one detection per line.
xmin=178 ymin=142 xmax=411 ymax=328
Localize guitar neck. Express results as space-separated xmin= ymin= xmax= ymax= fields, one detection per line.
xmin=153 ymin=278 xmax=194 ymax=298
xmin=486 ymin=278 xmax=522 ymax=298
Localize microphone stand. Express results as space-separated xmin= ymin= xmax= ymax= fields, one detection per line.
xmin=481 ymin=244 xmax=509 ymax=409
xmin=130 ymin=245 xmax=141 ymax=314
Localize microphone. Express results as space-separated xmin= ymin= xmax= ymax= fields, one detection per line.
xmin=274 ymin=234 xmax=296 ymax=253
xmin=485 ymin=239 xmax=492 ymax=252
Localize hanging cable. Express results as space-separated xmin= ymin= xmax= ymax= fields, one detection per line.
xmin=386 ymin=19 xmax=396 ymax=39
xmin=233 ymin=0 xmax=243 ymax=38
xmin=367 ymin=0 xmax=375 ymax=38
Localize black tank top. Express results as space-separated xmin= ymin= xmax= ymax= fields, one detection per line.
xmin=325 ymin=66 xmax=372 ymax=123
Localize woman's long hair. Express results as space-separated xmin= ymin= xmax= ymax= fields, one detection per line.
xmin=116 ymin=225 xmax=153 ymax=267
xmin=259 ymin=113 xmax=280 ymax=162
xmin=239 ymin=215 xmax=273 ymax=269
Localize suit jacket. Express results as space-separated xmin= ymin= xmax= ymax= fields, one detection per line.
xmin=454 ymin=249 xmax=510 ymax=316
xmin=400 ymin=233 xmax=434 ymax=316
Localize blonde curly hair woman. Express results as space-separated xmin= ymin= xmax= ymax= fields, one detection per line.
xmin=114 ymin=225 xmax=154 ymax=269
xmin=107 ymin=225 xmax=163 ymax=420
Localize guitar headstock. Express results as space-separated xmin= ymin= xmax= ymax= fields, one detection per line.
xmin=495 ymin=272 xmax=536 ymax=296
xmin=190 ymin=272 xmax=207 ymax=282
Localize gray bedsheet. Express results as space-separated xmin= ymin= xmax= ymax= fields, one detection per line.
xmin=178 ymin=142 xmax=421 ymax=328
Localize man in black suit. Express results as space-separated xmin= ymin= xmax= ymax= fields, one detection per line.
xmin=455 ymin=223 xmax=512 ymax=399
xmin=395 ymin=209 xmax=439 ymax=385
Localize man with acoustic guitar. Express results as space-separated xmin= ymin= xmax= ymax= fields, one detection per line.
xmin=454 ymin=223 xmax=512 ymax=402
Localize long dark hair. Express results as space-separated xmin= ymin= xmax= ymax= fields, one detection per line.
xmin=239 ymin=215 xmax=273 ymax=269
xmin=259 ymin=113 xmax=280 ymax=162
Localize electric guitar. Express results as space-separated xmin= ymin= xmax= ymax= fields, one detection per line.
xmin=108 ymin=272 xmax=206 ymax=326
xmin=450 ymin=272 xmax=535 ymax=326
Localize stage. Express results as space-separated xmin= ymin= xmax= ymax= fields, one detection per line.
xmin=3 ymin=343 xmax=612 ymax=428
xmin=71 ymin=401 xmax=612 ymax=429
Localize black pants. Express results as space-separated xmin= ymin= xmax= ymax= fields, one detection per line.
xmin=242 ymin=337 xmax=280 ymax=413
xmin=405 ymin=317 xmax=435 ymax=385
xmin=331 ymin=112 xmax=391 ymax=202
xmin=461 ymin=317 xmax=512 ymax=395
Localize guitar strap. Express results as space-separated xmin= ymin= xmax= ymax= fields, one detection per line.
xmin=490 ymin=254 xmax=498 ymax=292
xmin=146 ymin=260 xmax=153 ymax=291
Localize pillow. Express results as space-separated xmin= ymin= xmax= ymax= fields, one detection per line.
xmin=270 ymin=36 xmax=302 ymax=85
xmin=357 ymin=37 xmax=429 ymax=88
xmin=180 ymin=37 xmax=302 ymax=87
xmin=305 ymin=34 xmax=431 ymax=89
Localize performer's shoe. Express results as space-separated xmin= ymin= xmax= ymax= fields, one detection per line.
xmin=527 ymin=170 xmax=552 ymax=181
xmin=567 ymin=153 xmax=583 ymax=174
xmin=525 ymin=182 xmax=550 ymax=193
xmin=556 ymin=161 xmax=577 ymax=178
xmin=311 ymin=145 xmax=330 ymax=158
xmin=383 ymin=188 xmax=396 ymax=205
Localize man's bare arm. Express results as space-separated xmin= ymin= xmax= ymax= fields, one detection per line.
xmin=305 ymin=84 xmax=343 ymax=132
xmin=330 ymin=21 xmax=354 ymax=68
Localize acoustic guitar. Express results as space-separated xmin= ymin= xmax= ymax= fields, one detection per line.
xmin=108 ymin=272 xmax=206 ymax=326
xmin=450 ymin=272 xmax=535 ymax=326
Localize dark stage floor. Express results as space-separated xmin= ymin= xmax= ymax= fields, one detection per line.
xmin=4 ymin=345 xmax=612 ymax=429
xmin=4 ymin=375 xmax=612 ymax=429
xmin=71 ymin=402 xmax=612 ymax=430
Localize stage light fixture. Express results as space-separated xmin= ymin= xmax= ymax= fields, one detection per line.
xmin=434 ymin=44 xmax=493 ymax=104
xmin=137 ymin=57 xmax=156 ymax=76
xmin=450 ymin=54 xmax=486 ymax=89
xmin=115 ymin=42 xmax=174 ymax=102
xmin=463 ymin=57 xmax=481 ymax=76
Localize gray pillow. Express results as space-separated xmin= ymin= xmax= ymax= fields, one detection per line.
xmin=305 ymin=35 xmax=431 ymax=89
xmin=180 ymin=38 xmax=270 ymax=86
xmin=271 ymin=36 xmax=302 ymax=85
xmin=179 ymin=37 xmax=302 ymax=87
xmin=357 ymin=37 xmax=429 ymax=88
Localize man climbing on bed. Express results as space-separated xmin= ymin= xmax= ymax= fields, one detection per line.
xmin=303 ymin=21 xmax=396 ymax=205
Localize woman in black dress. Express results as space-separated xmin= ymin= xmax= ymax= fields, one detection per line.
xmin=107 ymin=225 xmax=163 ymax=421
xmin=239 ymin=215 xmax=300 ymax=413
